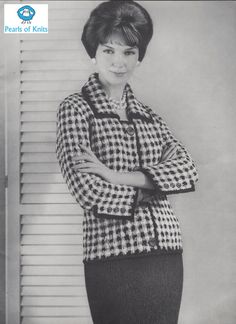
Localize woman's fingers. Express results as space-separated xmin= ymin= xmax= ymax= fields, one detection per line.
xmin=72 ymin=162 xmax=96 ymax=170
xmin=79 ymin=144 xmax=95 ymax=157
xmin=72 ymin=153 xmax=91 ymax=162
xmin=72 ymin=153 xmax=101 ymax=166
xmin=163 ymin=144 xmax=178 ymax=156
xmin=73 ymin=163 xmax=104 ymax=178
xmin=161 ymin=144 xmax=179 ymax=161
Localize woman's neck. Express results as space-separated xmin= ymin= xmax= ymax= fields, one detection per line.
xmin=98 ymin=75 xmax=125 ymax=101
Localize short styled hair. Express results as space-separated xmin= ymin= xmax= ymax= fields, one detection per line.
xmin=81 ymin=0 xmax=153 ymax=62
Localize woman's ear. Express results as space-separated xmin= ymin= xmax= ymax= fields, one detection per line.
xmin=91 ymin=58 xmax=96 ymax=65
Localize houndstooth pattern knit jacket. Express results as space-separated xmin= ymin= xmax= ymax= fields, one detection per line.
xmin=56 ymin=73 xmax=198 ymax=263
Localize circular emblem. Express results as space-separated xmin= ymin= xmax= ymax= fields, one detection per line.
xmin=17 ymin=5 xmax=36 ymax=21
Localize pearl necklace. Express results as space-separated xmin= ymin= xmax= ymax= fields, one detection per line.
xmin=108 ymin=91 xmax=127 ymax=110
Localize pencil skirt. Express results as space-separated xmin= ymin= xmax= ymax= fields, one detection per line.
xmin=84 ymin=253 xmax=183 ymax=324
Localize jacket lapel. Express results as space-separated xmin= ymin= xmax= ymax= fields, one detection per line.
xmin=82 ymin=73 xmax=154 ymax=123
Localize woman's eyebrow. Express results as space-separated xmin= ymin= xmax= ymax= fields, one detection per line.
xmin=103 ymin=44 xmax=114 ymax=49
xmin=102 ymin=44 xmax=137 ymax=50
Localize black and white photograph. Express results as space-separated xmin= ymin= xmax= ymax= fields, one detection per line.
xmin=0 ymin=1 xmax=235 ymax=324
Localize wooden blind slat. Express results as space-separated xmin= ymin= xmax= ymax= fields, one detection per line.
xmin=21 ymin=143 xmax=56 ymax=153
xmin=21 ymin=102 xmax=57 ymax=112
xmin=21 ymin=245 xmax=83 ymax=255
xmin=21 ymin=194 xmax=75 ymax=204
xmin=21 ymin=276 xmax=85 ymax=286
xmin=20 ymin=204 xmax=82 ymax=214
xmin=21 ymin=266 xmax=84 ymax=276
xmin=21 ymin=183 xmax=68 ymax=193
xmin=22 ymin=317 xmax=92 ymax=324
xmin=21 ymin=215 xmax=82 ymax=225
xmin=21 ymin=71 xmax=89 ymax=81
xmin=21 ymin=133 xmax=56 ymax=142
xmin=21 ymin=286 xmax=87 ymax=296
xmin=21 ymin=50 xmax=87 ymax=60
xmin=21 ymin=306 xmax=90 ymax=317
xmin=21 ymin=81 xmax=82 ymax=92
xmin=21 ymin=122 xmax=56 ymax=132
xmin=21 ymin=112 xmax=56 ymax=122
xmin=21 ymin=255 xmax=83 ymax=265
xmin=21 ymin=235 xmax=83 ymax=246
xmin=20 ymin=40 xmax=83 ymax=51
xmin=21 ymin=225 xmax=82 ymax=235
xmin=21 ymin=296 xmax=88 ymax=307
xmin=21 ymin=164 xmax=61 ymax=174
xmin=20 ymin=33 xmax=81 ymax=42
xmin=21 ymin=92 xmax=72 ymax=101
xmin=21 ymin=173 xmax=62 ymax=183
xmin=21 ymin=61 xmax=88 ymax=71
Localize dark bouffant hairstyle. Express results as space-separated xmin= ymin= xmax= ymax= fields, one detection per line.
xmin=81 ymin=0 xmax=153 ymax=62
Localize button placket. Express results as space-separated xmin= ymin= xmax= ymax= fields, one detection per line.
xmin=149 ymin=237 xmax=157 ymax=248
xmin=146 ymin=205 xmax=159 ymax=249
xmin=126 ymin=125 xmax=135 ymax=136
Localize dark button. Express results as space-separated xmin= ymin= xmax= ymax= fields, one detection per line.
xmin=126 ymin=125 xmax=135 ymax=136
xmin=176 ymin=183 xmax=181 ymax=188
xmin=120 ymin=207 xmax=126 ymax=214
xmin=170 ymin=183 xmax=175 ymax=188
xmin=164 ymin=183 xmax=169 ymax=189
xmin=149 ymin=238 xmax=156 ymax=247
xmin=114 ymin=207 xmax=119 ymax=213
xmin=107 ymin=207 xmax=112 ymax=213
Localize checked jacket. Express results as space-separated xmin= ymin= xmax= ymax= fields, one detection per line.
xmin=56 ymin=73 xmax=198 ymax=262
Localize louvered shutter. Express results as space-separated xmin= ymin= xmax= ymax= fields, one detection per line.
xmin=6 ymin=2 xmax=95 ymax=323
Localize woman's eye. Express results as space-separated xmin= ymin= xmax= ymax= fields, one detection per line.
xmin=103 ymin=49 xmax=113 ymax=54
xmin=125 ymin=51 xmax=135 ymax=56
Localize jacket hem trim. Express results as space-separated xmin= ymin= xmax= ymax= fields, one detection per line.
xmin=83 ymin=248 xmax=183 ymax=264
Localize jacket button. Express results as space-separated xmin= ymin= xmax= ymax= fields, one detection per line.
xmin=176 ymin=183 xmax=181 ymax=188
xmin=120 ymin=207 xmax=126 ymax=214
xmin=164 ymin=183 xmax=169 ymax=189
xmin=107 ymin=207 xmax=112 ymax=213
xmin=126 ymin=125 xmax=135 ymax=136
xmin=149 ymin=238 xmax=156 ymax=247
xmin=114 ymin=207 xmax=119 ymax=213
xmin=170 ymin=183 xmax=175 ymax=188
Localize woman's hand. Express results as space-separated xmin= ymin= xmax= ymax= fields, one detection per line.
xmin=160 ymin=143 xmax=179 ymax=163
xmin=137 ymin=188 xmax=155 ymax=204
xmin=72 ymin=144 xmax=118 ymax=183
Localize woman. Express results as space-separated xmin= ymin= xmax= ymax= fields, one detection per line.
xmin=56 ymin=1 xmax=198 ymax=323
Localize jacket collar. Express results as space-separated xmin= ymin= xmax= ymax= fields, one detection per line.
xmin=81 ymin=73 xmax=153 ymax=123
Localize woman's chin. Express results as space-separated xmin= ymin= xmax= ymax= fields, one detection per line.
xmin=108 ymin=73 xmax=129 ymax=85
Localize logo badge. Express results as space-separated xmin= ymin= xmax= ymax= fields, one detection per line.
xmin=4 ymin=4 xmax=48 ymax=33
xmin=17 ymin=5 xmax=36 ymax=23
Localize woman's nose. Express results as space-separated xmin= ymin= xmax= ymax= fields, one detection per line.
xmin=112 ymin=53 xmax=125 ymax=67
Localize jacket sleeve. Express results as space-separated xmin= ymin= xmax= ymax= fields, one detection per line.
xmin=140 ymin=114 xmax=199 ymax=194
xmin=56 ymin=98 xmax=138 ymax=220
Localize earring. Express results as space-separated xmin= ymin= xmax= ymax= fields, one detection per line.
xmin=91 ymin=58 xmax=96 ymax=65
xmin=136 ymin=61 xmax=140 ymax=66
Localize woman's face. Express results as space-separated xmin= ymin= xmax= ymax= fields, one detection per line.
xmin=95 ymin=34 xmax=139 ymax=87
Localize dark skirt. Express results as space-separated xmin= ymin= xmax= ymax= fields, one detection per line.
xmin=84 ymin=252 xmax=183 ymax=324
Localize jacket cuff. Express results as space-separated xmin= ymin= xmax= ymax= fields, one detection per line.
xmin=140 ymin=166 xmax=195 ymax=195
xmin=94 ymin=187 xmax=139 ymax=220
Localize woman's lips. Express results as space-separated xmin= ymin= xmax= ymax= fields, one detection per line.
xmin=110 ymin=71 xmax=126 ymax=77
